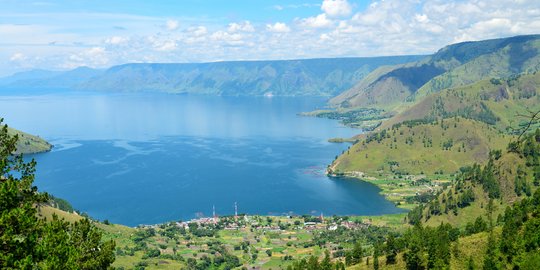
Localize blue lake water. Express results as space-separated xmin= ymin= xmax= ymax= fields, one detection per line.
xmin=0 ymin=93 xmax=403 ymax=226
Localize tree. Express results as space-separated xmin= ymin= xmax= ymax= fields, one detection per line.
xmin=483 ymin=231 xmax=499 ymax=270
xmin=0 ymin=119 xmax=115 ymax=269
xmin=373 ymin=243 xmax=380 ymax=270
xmin=467 ymin=255 xmax=475 ymax=270
xmin=345 ymin=241 xmax=364 ymax=266
xmin=320 ymin=250 xmax=332 ymax=270
xmin=385 ymin=234 xmax=398 ymax=264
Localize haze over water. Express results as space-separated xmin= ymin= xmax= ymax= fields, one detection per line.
xmin=0 ymin=93 xmax=403 ymax=226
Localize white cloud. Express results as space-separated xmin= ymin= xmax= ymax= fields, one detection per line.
xmin=300 ymin=13 xmax=333 ymax=28
xmin=188 ymin=26 xmax=208 ymax=37
xmin=10 ymin=52 xmax=27 ymax=62
xmin=321 ymin=0 xmax=352 ymax=18
xmin=166 ymin=19 xmax=180 ymax=31
xmin=415 ymin=14 xmax=429 ymax=23
xmin=155 ymin=40 xmax=177 ymax=51
xmin=210 ymin=31 xmax=245 ymax=46
xmin=62 ymin=47 xmax=110 ymax=69
xmin=105 ymin=36 xmax=128 ymax=45
xmin=2 ymin=0 xmax=540 ymax=75
xmin=266 ymin=22 xmax=291 ymax=33
xmin=227 ymin=21 xmax=255 ymax=32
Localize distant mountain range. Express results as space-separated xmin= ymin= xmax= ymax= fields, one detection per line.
xmin=331 ymin=34 xmax=540 ymax=109
xmin=0 ymin=56 xmax=424 ymax=96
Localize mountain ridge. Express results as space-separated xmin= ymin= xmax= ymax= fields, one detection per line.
xmin=330 ymin=34 xmax=540 ymax=110
xmin=0 ymin=55 xmax=425 ymax=96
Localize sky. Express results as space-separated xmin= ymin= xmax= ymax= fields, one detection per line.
xmin=1 ymin=0 xmax=540 ymax=76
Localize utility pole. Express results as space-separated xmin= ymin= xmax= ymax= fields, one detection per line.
xmin=234 ymin=202 xmax=238 ymax=222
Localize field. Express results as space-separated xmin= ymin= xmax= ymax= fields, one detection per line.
xmin=94 ymin=215 xmax=382 ymax=270
xmin=37 ymin=205 xmax=401 ymax=270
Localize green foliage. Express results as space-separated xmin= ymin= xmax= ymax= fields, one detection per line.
xmin=0 ymin=119 xmax=115 ymax=269
xmin=403 ymin=223 xmax=455 ymax=270
xmin=305 ymin=108 xmax=386 ymax=130
xmin=286 ymin=251 xmax=345 ymax=270
xmin=6 ymin=126 xmax=52 ymax=155
xmin=385 ymin=234 xmax=398 ymax=265
xmin=464 ymin=217 xmax=488 ymax=236
xmin=48 ymin=194 xmax=76 ymax=213
xmin=345 ymin=241 xmax=364 ymax=266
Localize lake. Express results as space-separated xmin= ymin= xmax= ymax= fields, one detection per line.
xmin=0 ymin=93 xmax=403 ymax=226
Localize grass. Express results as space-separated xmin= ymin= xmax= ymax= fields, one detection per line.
xmin=38 ymin=205 xmax=84 ymax=223
xmin=7 ymin=127 xmax=52 ymax=154
xmin=387 ymin=72 xmax=540 ymax=131
xmin=332 ymin=118 xmax=510 ymax=178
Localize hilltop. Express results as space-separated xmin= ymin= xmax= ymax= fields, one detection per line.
xmin=383 ymin=71 xmax=540 ymax=130
xmin=324 ymin=36 xmax=540 ymax=185
xmin=7 ymin=126 xmax=52 ymax=154
xmin=329 ymin=117 xmax=510 ymax=178
xmin=330 ymin=35 xmax=540 ymax=111
xmin=0 ymin=56 xmax=423 ymax=96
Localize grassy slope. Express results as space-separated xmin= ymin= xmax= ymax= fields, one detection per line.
xmin=415 ymin=38 xmax=540 ymax=99
xmin=38 ymin=205 xmax=84 ymax=223
xmin=329 ymin=64 xmax=408 ymax=107
xmin=423 ymin=150 xmax=532 ymax=227
xmin=331 ymin=117 xmax=511 ymax=178
xmin=333 ymin=35 xmax=540 ymax=111
xmin=384 ymin=72 xmax=540 ymax=130
xmin=347 ymin=230 xmax=493 ymax=270
xmin=7 ymin=127 xmax=52 ymax=154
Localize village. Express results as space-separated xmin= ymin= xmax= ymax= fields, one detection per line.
xmin=121 ymin=209 xmax=381 ymax=269
xmin=141 ymin=203 xmax=372 ymax=233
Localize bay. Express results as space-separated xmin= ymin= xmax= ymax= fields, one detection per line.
xmin=0 ymin=93 xmax=403 ymax=226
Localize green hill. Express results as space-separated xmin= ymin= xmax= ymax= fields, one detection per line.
xmin=7 ymin=127 xmax=52 ymax=154
xmin=329 ymin=117 xmax=511 ymax=179
xmin=383 ymin=71 xmax=540 ymax=130
xmin=330 ymin=35 xmax=540 ymax=111
xmin=406 ymin=130 xmax=540 ymax=227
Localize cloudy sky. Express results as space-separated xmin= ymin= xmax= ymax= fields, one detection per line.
xmin=1 ymin=0 xmax=539 ymax=76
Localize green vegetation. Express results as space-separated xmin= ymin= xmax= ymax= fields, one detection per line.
xmin=90 ymin=214 xmax=393 ymax=270
xmin=300 ymin=107 xmax=388 ymax=130
xmin=4 ymin=35 xmax=540 ymax=269
xmin=6 ymin=125 xmax=52 ymax=154
xmin=384 ymin=72 xmax=540 ymax=131
xmin=0 ymin=119 xmax=114 ymax=269
xmin=330 ymin=117 xmax=510 ymax=179
xmin=331 ymin=35 xmax=540 ymax=111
